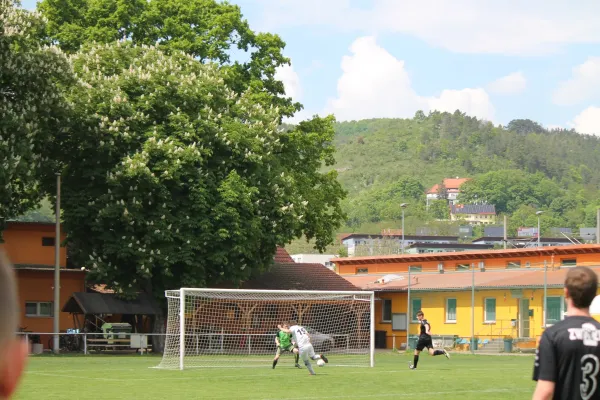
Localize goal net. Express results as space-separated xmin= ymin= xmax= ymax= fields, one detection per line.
xmin=156 ymin=288 xmax=375 ymax=370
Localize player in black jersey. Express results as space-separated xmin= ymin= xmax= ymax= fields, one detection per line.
xmin=533 ymin=266 xmax=600 ymax=400
xmin=409 ymin=310 xmax=450 ymax=370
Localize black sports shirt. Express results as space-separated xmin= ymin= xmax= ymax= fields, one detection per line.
xmin=533 ymin=316 xmax=600 ymax=400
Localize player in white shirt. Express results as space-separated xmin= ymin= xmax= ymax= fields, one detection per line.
xmin=277 ymin=321 xmax=329 ymax=375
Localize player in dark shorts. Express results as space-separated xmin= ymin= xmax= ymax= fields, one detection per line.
xmin=533 ymin=266 xmax=600 ymax=400
xmin=409 ymin=310 xmax=450 ymax=370
xmin=273 ymin=322 xmax=301 ymax=369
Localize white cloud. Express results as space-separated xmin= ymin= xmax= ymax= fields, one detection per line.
xmin=325 ymin=37 xmax=495 ymax=122
xmin=553 ymin=57 xmax=600 ymax=106
xmin=250 ymin=0 xmax=600 ymax=55
xmin=428 ymin=88 xmax=495 ymax=119
xmin=571 ymin=106 xmax=600 ymax=136
xmin=487 ymin=72 xmax=527 ymax=95
xmin=275 ymin=63 xmax=302 ymax=101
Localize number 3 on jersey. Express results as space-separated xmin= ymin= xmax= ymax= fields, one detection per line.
xmin=581 ymin=354 xmax=600 ymax=400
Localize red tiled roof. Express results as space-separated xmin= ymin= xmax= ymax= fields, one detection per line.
xmin=333 ymin=244 xmax=600 ymax=265
xmin=274 ymin=247 xmax=294 ymax=263
xmin=344 ymin=267 xmax=600 ymax=292
xmin=89 ymin=284 xmax=114 ymax=294
xmin=239 ymin=263 xmax=359 ymax=291
xmin=426 ymin=178 xmax=470 ymax=194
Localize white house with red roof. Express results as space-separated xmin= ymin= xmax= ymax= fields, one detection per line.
xmin=426 ymin=177 xmax=470 ymax=207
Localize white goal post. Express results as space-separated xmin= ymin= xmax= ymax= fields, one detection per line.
xmin=156 ymin=288 xmax=375 ymax=370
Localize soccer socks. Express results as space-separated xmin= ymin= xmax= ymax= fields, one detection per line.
xmin=305 ymin=361 xmax=315 ymax=375
xmin=413 ymin=355 xmax=419 ymax=368
xmin=295 ymin=353 xmax=300 ymax=365
xmin=272 ymin=359 xmax=278 ymax=369
xmin=433 ymin=350 xmax=445 ymax=356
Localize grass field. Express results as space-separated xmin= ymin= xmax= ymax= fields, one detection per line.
xmin=15 ymin=352 xmax=536 ymax=399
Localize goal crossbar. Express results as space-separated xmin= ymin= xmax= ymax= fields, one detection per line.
xmin=157 ymin=288 xmax=375 ymax=370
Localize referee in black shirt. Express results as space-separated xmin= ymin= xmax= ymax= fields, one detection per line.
xmin=533 ymin=266 xmax=600 ymax=400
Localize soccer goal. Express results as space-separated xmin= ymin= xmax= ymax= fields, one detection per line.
xmin=156 ymin=288 xmax=375 ymax=370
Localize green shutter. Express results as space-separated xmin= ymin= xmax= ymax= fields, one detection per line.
xmin=546 ymin=297 xmax=562 ymax=325
xmin=447 ymin=298 xmax=457 ymax=321
xmin=411 ymin=299 xmax=421 ymax=321
xmin=485 ymin=298 xmax=496 ymax=321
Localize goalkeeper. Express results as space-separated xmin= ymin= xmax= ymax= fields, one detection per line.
xmin=273 ymin=322 xmax=301 ymax=369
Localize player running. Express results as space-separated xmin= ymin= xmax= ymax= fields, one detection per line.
xmin=273 ymin=322 xmax=301 ymax=369
xmin=533 ymin=266 xmax=600 ymax=400
xmin=409 ymin=310 xmax=450 ymax=370
xmin=278 ymin=321 xmax=328 ymax=375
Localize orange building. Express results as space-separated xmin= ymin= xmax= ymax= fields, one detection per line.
xmin=333 ymin=244 xmax=600 ymax=350
xmin=1 ymin=222 xmax=86 ymax=348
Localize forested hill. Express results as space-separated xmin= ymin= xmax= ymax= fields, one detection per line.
xmin=331 ymin=111 xmax=600 ymax=235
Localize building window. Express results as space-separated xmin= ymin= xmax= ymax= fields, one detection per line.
xmin=41 ymin=237 xmax=55 ymax=247
xmin=446 ymin=298 xmax=457 ymax=323
xmin=382 ymin=299 xmax=392 ymax=323
xmin=561 ymin=259 xmax=577 ymax=267
xmin=546 ymin=296 xmax=565 ymax=326
xmin=455 ymin=263 xmax=470 ymax=271
xmin=356 ymin=268 xmax=368 ymax=274
xmin=410 ymin=298 xmax=422 ymax=322
xmin=25 ymin=302 xmax=53 ymax=317
xmin=506 ymin=261 xmax=521 ymax=269
xmin=484 ymin=298 xmax=496 ymax=323
xmin=409 ymin=265 xmax=422 ymax=272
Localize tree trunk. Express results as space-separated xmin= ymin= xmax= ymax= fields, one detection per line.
xmin=152 ymin=309 xmax=166 ymax=354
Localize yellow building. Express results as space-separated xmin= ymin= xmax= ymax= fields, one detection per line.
xmin=335 ymin=244 xmax=600 ymax=351
xmin=450 ymin=204 xmax=497 ymax=225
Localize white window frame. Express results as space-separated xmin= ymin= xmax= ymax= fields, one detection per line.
xmin=484 ymin=298 xmax=496 ymax=323
xmin=25 ymin=301 xmax=53 ymax=317
xmin=382 ymin=299 xmax=392 ymax=323
xmin=446 ymin=298 xmax=457 ymax=323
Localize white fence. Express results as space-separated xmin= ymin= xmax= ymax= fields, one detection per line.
xmin=16 ymin=332 xmax=163 ymax=355
xmin=16 ymin=331 xmax=352 ymax=356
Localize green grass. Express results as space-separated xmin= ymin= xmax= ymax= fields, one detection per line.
xmin=15 ymin=352 xmax=536 ymax=399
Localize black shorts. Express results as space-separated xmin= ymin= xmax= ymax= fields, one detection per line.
xmin=416 ymin=337 xmax=433 ymax=351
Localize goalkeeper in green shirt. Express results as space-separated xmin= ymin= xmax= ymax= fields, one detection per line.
xmin=273 ymin=322 xmax=301 ymax=369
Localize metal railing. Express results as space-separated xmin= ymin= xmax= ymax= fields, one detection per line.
xmin=17 ymin=332 xmax=162 ymax=355
xmin=16 ymin=331 xmax=356 ymax=356
xmin=475 ymin=319 xmax=518 ymax=338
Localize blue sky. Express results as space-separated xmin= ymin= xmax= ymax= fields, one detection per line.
xmin=22 ymin=0 xmax=600 ymax=134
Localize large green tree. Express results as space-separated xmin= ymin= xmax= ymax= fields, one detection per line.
xmin=458 ymin=170 xmax=563 ymax=214
xmin=43 ymin=42 xmax=344 ymax=346
xmin=38 ymin=0 xmax=299 ymax=116
xmin=0 ymin=0 xmax=71 ymax=232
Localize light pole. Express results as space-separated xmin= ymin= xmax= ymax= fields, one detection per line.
xmin=400 ymin=203 xmax=408 ymax=254
xmin=53 ymin=173 xmax=61 ymax=354
xmin=536 ymin=211 xmax=544 ymax=248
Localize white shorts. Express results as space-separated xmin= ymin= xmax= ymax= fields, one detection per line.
xmin=299 ymin=344 xmax=316 ymax=362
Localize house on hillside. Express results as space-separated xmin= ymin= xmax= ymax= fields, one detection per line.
xmin=450 ymin=204 xmax=497 ymax=225
xmin=426 ymin=177 xmax=470 ymax=207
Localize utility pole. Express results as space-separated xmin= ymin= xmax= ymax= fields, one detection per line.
xmin=401 ymin=203 xmax=408 ymax=254
xmin=53 ymin=173 xmax=61 ymax=354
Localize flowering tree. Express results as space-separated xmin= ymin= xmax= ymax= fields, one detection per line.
xmin=46 ymin=42 xmax=344 ymax=346
xmin=39 ymin=0 xmax=298 ymax=116
xmin=0 ymin=0 xmax=71 ymax=229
